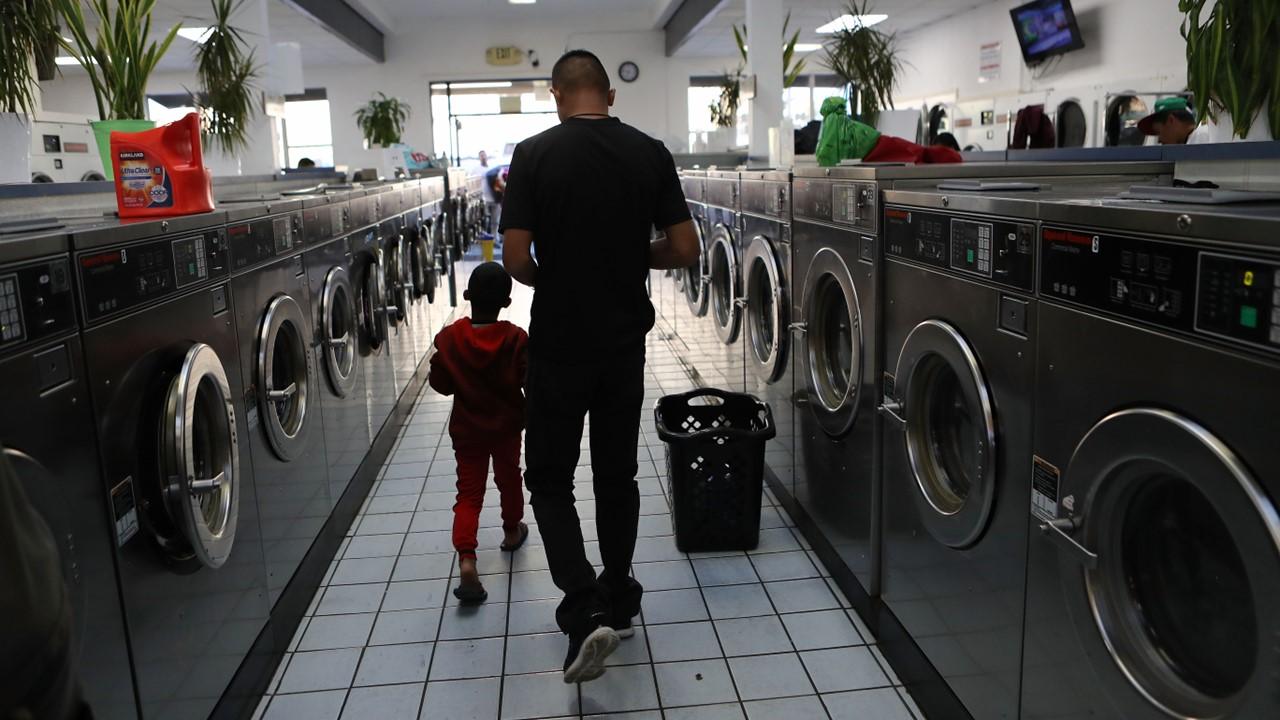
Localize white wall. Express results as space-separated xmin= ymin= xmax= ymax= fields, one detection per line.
xmin=887 ymin=0 xmax=1188 ymax=147
xmin=40 ymin=18 xmax=733 ymax=172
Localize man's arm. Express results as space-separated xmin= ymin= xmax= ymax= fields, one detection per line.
xmin=649 ymin=220 xmax=699 ymax=270
xmin=503 ymin=229 xmax=537 ymax=287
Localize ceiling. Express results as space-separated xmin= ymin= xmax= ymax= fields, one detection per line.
xmin=369 ymin=0 xmax=665 ymax=29
xmin=674 ymin=0 xmax=992 ymax=58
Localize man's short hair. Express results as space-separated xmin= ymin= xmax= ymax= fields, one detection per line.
xmin=551 ymin=50 xmax=610 ymax=96
xmin=467 ymin=261 xmax=512 ymax=312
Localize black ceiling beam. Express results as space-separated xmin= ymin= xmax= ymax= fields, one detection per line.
xmin=664 ymin=0 xmax=729 ymax=57
xmin=281 ymin=0 xmax=385 ymax=63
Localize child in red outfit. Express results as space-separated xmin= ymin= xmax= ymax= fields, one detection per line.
xmin=428 ymin=262 xmax=530 ymax=603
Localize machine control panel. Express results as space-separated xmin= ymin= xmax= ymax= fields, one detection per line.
xmin=884 ymin=207 xmax=1035 ymax=291
xmin=78 ymin=229 xmax=228 ymax=323
xmin=1196 ymin=252 xmax=1280 ymax=352
xmin=1041 ymin=226 xmax=1280 ymax=355
xmin=832 ymin=182 xmax=878 ymax=233
xmin=0 ymin=258 xmax=75 ymax=353
xmin=302 ymin=205 xmax=333 ymax=245
xmin=227 ymin=212 xmax=298 ymax=270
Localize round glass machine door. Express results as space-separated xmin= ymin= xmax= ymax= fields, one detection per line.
xmin=683 ymin=220 xmax=708 ymax=317
xmin=743 ymin=234 xmax=787 ymax=383
xmin=800 ymin=247 xmax=861 ymax=436
xmin=1043 ymin=408 xmax=1280 ymax=719
xmin=892 ymin=319 xmax=996 ymax=548
xmin=160 ymin=343 xmax=240 ymax=568
xmin=256 ymin=294 xmax=313 ymax=462
xmin=320 ymin=266 xmax=359 ymax=398
xmin=708 ymin=224 xmax=741 ymax=343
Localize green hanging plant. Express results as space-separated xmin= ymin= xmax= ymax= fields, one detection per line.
xmin=193 ymin=0 xmax=260 ymax=154
xmin=732 ymin=10 xmax=809 ymax=89
xmin=820 ymin=0 xmax=904 ymax=127
xmin=0 ymin=0 xmax=60 ymax=115
xmin=57 ymin=0 xmax=181 ymax=120
xmin=355 ymin=92 xmax=410 ymax=147
xmin=709 ymin=73 xmax=741 ymax=129
xmin=1179 ymin=0 xmax=1280 ymax=139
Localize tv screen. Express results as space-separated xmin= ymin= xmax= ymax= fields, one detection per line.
xmin=1010 ymin=0 xmax=1085 ymax=64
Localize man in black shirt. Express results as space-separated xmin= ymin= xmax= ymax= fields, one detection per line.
xmin=501 ymin=49 xmax=698 ymax=684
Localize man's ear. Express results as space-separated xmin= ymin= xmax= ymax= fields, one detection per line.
xmin=607 ymin=88 xmax=616 ymax=107
xmin=463 ymin=289 xmax=471 ymax=301
xmin=503 ymin=297 xmax=512 ymax=309
xmin=550 ymin=87 xmax=561 ymax=104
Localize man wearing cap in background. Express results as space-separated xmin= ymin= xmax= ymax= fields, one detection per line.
xmin=1138 ymin=96 xmax=1209 ymax=145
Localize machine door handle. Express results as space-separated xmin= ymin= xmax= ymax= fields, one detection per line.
xmin=878 ymin=400 xmax=906 ymax=430
xmin=789 ymin=322 xmax=807 ymax=335
xmin=1038 ymin=516 xmax=1099 ymax=569
xmin=734 ymin=298 xmax=748 ymax=308
xmin=326 ymin=332 xmax=350 ymax=348
xmin=189 ymin=471 xmax=226 ymax=493
xmin=266 ymin=383 xmax=298 ymax=402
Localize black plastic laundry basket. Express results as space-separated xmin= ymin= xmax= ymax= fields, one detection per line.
xmin=655 ymin=388 xmax=776 ymax=552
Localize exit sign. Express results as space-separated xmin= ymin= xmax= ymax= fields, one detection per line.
xmin=485 ymin=47 xmax=524 ymax=66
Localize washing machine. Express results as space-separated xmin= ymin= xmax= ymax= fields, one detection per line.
xmin=350 ymin=216 xmax=399 ymax=438
xmin=877 ymin=188 xmax=1043 ymax=720
xmin=700 ymin=169 xmax=746 ymax=391
xmin=790 ymin=171 xmax=881 ymax=616
xmin=0 ymin=224 xmax=138 ymax=719
xmin=1020 ymin=198 xmax=1280 ymax=720
xmin=224 ymin=199 xmax=330 ymax=608
xmin=739 ymin=169 xmax=795 ymax=497
xmin=73 ymin=213 xmax=272 ymax=719
xmin=302 ymin=192 xmax=370 ymax=509
xmin=380 ymin=211 xmax=416 ymax=396
xmin=671 ymin=169 xmax=709 ymax=344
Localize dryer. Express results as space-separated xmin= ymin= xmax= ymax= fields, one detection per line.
xmin=739 ymin=169 xmax=795 ymax=498
xmin=700 ymin=169 xmax=746 ymax=391
xmin=224 ymin=199 xmax=330 ymax=607
xmin=0 ymin=224 xmax=137 ymax=719
xmin=1022 ymin=199 xmax=1280 ymax=720
xmin=302 ymin=193 xmax=370 ymax=508
xmin=72 ymin=213 xmax=272 ymax=719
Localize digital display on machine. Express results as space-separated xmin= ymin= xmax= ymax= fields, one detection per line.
xmin=1010 ymin=0 xmax=1085 ymax=65
xmin=0 ymin=273 xmax=23 ymax=344
xmin=171 ymin=235 xmax=208 ymax=288
xmin=1195 ymin=252 xmax=1280 ymax=351
xmin=951 ymin=219 xmax=994 ymax=277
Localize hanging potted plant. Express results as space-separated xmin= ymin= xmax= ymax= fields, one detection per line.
xmin=193 ymin=0 xmax=260 ymax=159
xmin=355 ymin=93 xmax=410 ymax=148
xmin=1180 ymin=0 xmax=1278 ymax=141
xmin=0 ymin=0 xmax=60 ymax=184
xmin=820 ymin=0 xmax=904 ymax=128
xmin=57 ymin=0 xmax=181 ymax=179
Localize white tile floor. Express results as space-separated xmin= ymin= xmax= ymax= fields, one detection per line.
xmin=253 ymin=281 xmax=924 ymax=720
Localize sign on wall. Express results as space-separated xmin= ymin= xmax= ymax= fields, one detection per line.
xmin=485 ymin=46 xmax=525 ymax=66
xmin=979 ymin=42 xmax=1001 ymax=84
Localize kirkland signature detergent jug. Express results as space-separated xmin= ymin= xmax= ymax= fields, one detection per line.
xmin=110 ymin=112 xmax=215 ymax=218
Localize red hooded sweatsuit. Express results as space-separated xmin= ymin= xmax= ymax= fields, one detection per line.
xmin=428 ymin=318 xmax=529 ymax=557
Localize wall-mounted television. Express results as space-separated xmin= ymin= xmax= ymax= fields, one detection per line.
xmin=1010 ymin=0 xmax=1085 ymax=65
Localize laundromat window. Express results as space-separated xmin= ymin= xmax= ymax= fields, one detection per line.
xmin=430 ymin=80 xmax=557 ymax=167
xmin=284 ymin=89 xmax=334 ymax=168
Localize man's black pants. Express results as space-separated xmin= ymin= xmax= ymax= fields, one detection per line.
xmin=524 ymin=345 xmax=646 ymax=637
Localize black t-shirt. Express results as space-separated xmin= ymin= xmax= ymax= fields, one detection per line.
xmin=499 ymin=117 xmax=690 ymax=357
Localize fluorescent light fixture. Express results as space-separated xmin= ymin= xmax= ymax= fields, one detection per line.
xmin=177 ymin=26 xmax=213 ymax=44
xmin=450 ymin=81 xmax=514 ymax=89
xmin=55 ymin=56 xmax=95 ymax=65
xmin=744 ymin=43 xmax=823 ymax=52
xmin=816 ymin=14 xmax=888 ymax=33
xmin=509 ymin=0 xmax=537 ymax=4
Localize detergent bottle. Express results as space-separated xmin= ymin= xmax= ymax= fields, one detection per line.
xmin=110 ymin=112 xmax=215 ymax=218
